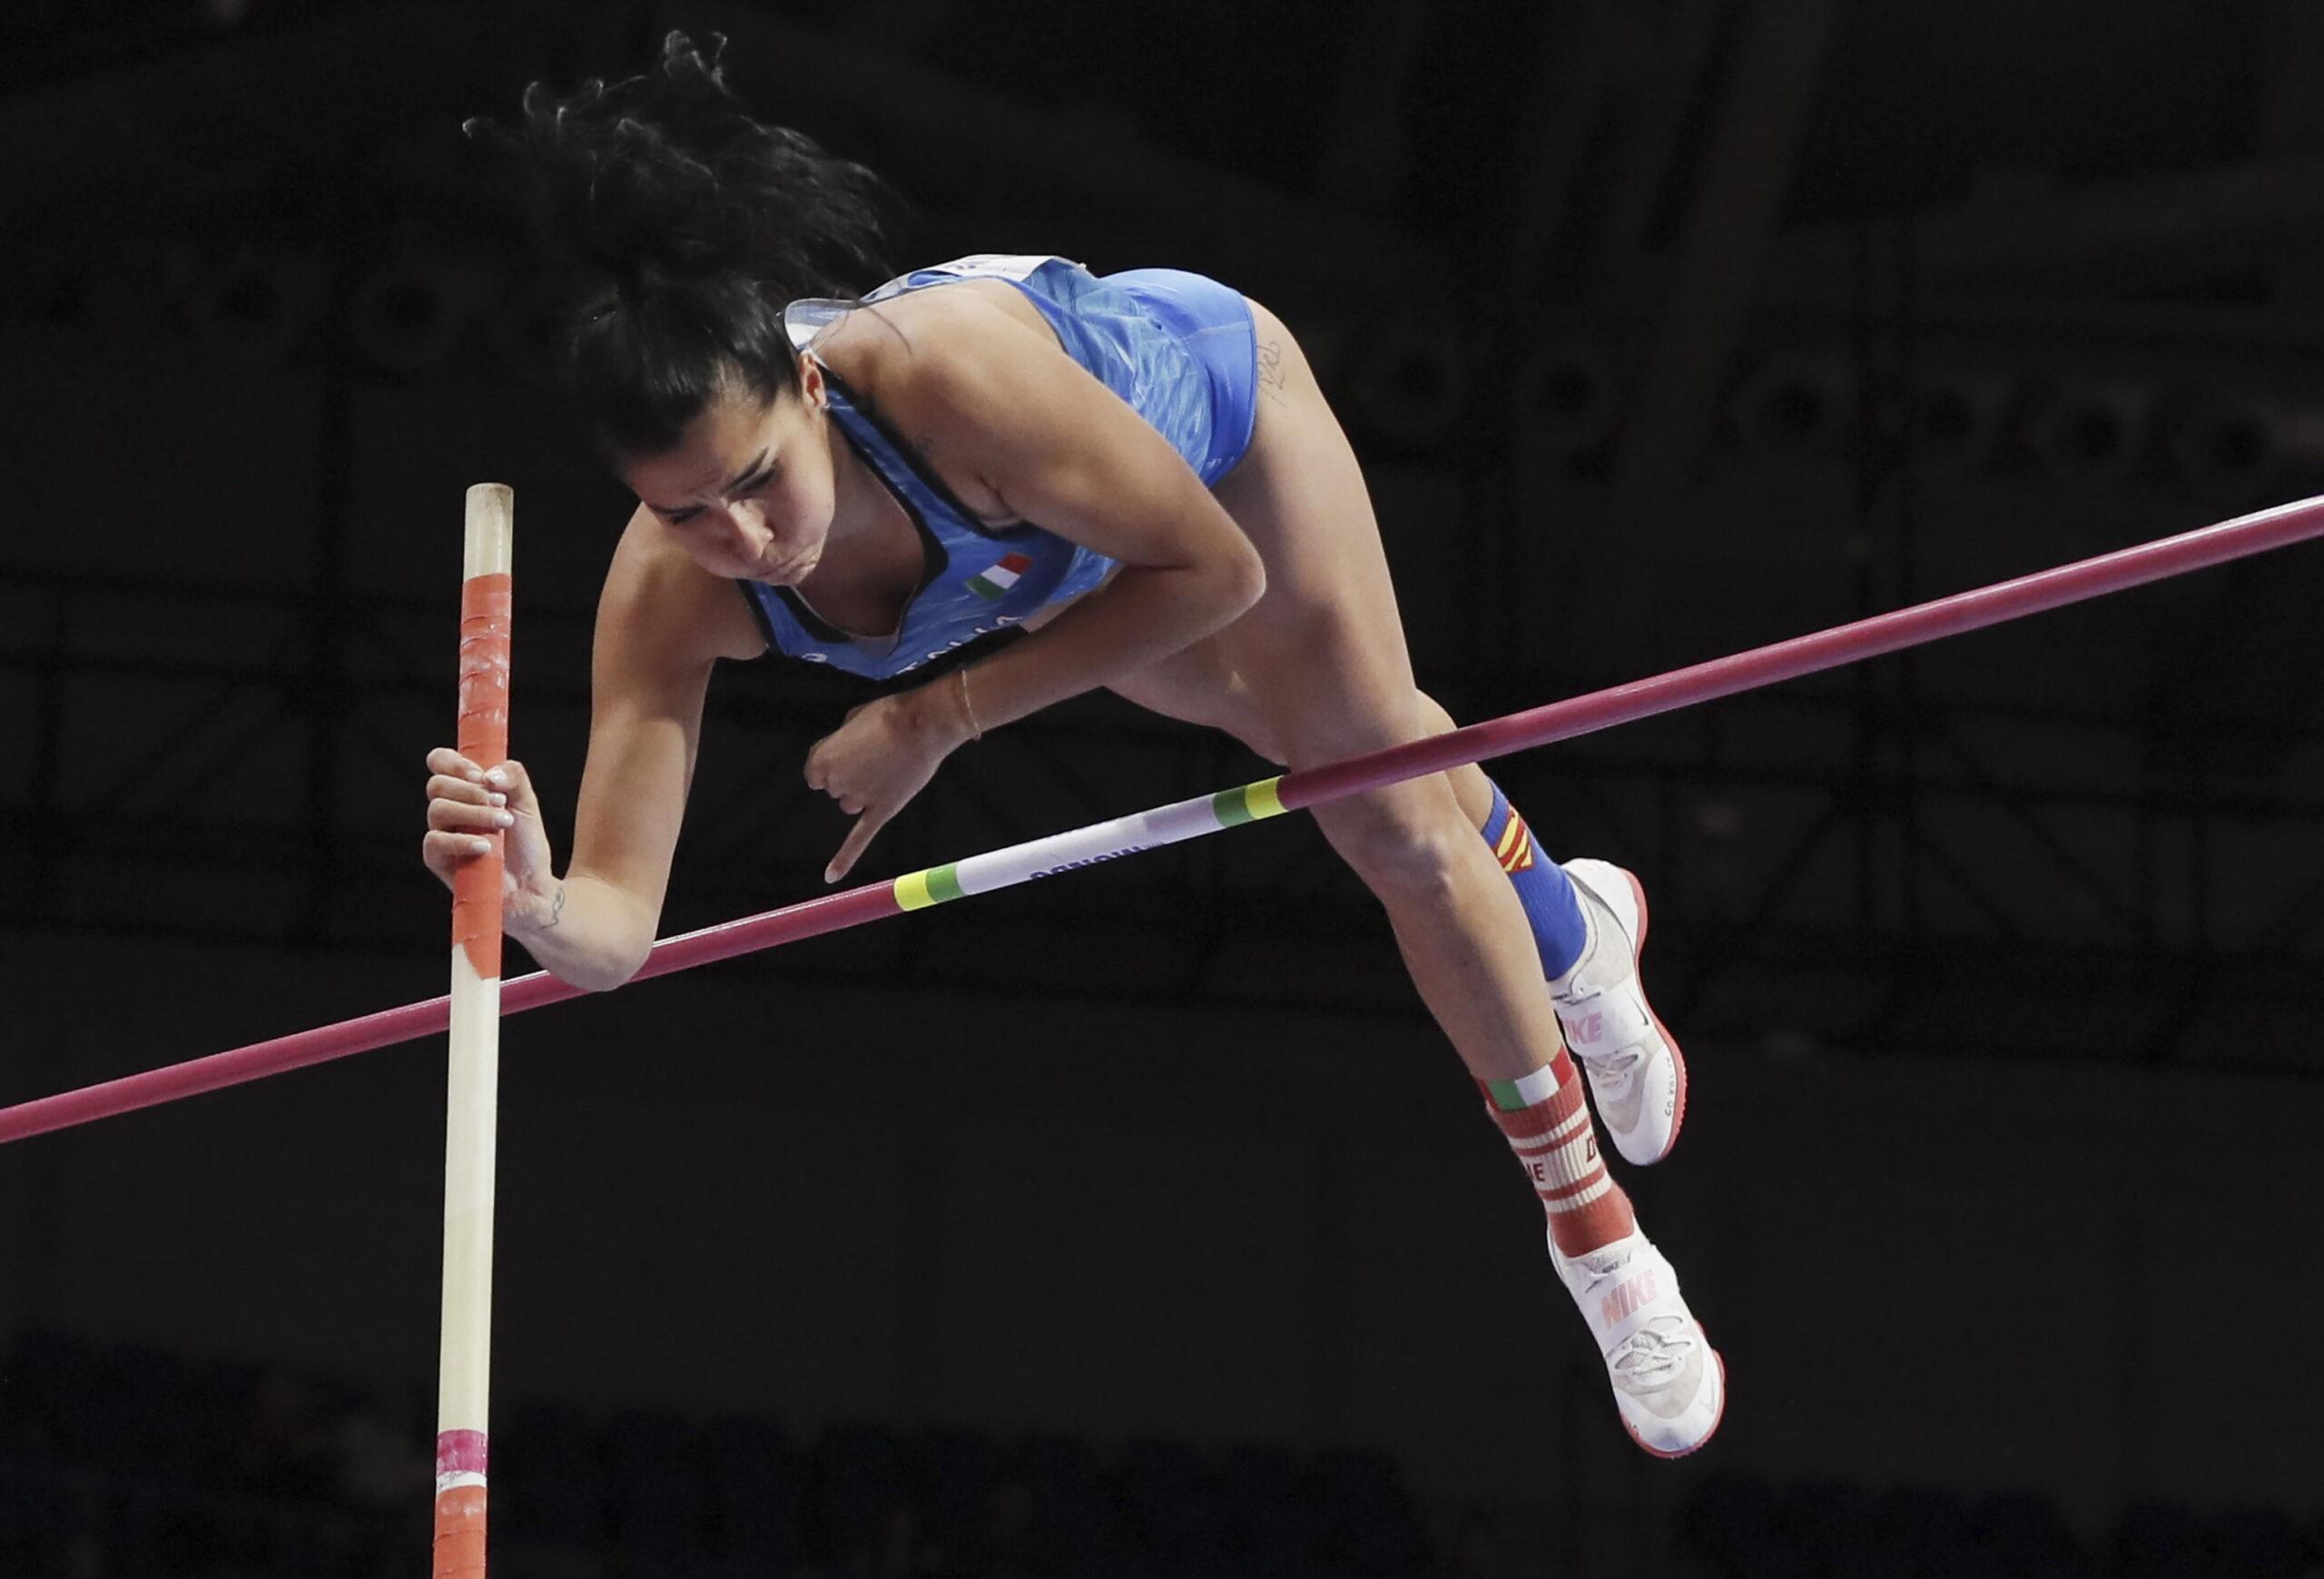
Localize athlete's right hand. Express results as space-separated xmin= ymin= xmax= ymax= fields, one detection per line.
xmin=422 ymin=747 xmax=557 ymax=923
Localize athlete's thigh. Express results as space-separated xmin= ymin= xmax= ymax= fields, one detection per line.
xmin=1206 ymin=300 xmax=1431 ymax=765
xmin=1104 ymin=634 xmax=1281 ymax=761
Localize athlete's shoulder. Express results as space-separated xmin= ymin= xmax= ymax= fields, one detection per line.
xmin=820 ymin=278 xmax=1061 ymax=396
xmin=600 ymin=505 xmax=765 ymax=666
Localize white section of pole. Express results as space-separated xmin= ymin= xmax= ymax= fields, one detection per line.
xmin=438 ymin=949 xmax=501 ymax=1431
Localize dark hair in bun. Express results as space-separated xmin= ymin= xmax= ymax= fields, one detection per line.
xmin=468 ymin=31 xmax=895 ymax=458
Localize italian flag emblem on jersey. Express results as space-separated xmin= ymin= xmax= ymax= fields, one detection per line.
xmin=967 ymin=552 xmax=1033 ymax=602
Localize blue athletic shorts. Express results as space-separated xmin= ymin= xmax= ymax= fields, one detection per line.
xmin=1098 ymin=267 xmax=1261 ymax=485
xmin=844 ymin=255 xmax=1263 ymax=489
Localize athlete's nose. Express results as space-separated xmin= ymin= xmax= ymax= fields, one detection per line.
xmin=724 ymin=499 xmax=773 ymax=560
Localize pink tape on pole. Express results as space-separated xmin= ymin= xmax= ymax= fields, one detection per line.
xmin=435 ymin=1428 xmax=490 ymax=1489
xmin=5 ymin=495 xmax=2323 ymax=1147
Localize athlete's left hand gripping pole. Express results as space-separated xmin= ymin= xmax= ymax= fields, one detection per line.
xmin=436 ymin=483 xmax=513 ymax=1579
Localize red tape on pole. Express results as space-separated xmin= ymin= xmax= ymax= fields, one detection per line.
xmin=6 ymin=494 xmax=2323 ymax=1147
xmin=451 ymin=572 xmax=512 ymax=982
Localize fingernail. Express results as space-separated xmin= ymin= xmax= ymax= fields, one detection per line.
xmin=494 ymin=811 xmax=515 ymax=828
xmin=465 ymin=768 xmax=484 ymax=784
xmin=486 ymin=769 xmax=507 ymax=789
xmin=471 ymin=837 xmax=493 ymax=854
xmin=487 ymin=792 xmax=506 ymax=807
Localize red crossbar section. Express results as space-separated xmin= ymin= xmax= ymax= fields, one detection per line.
xmin=0 ymin=883 xmax=905 ymax=1144
xmin=1275 ymin=494 xmax=2324 ymax=811
xmin=5 ymin=494 xmax=2322 ymax=1147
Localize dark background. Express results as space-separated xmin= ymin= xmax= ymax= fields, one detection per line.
xmin=5 ymin=2 xmax=2324 ymax=1575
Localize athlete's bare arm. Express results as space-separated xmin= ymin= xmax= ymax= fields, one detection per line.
xmin=548 ymin=514 xmax=763 ymax=987
xmin=803 ymin=290 xmax=1268 ymax=878
xmin=425 ymin=514 xmax=756 ymax=992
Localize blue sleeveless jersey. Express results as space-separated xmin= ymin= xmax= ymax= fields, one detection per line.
xmin=739 ymin=254 xmax=1258 ymax=681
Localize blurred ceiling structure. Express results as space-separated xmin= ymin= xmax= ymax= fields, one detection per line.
xmin=4 ymin=0 xmax=2322 ymax=1076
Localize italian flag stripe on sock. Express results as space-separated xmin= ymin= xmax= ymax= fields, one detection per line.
xmin=967 ymin=552 xmax=1033 ymax=601
xmin=1479 ymin=1052 xmax=1634 ymax=1253
xmin=1487 ymin=1063 xmax=1562 ymax=1110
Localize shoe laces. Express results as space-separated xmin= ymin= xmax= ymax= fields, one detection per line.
xmin=1607 ymin=1317 xmax=1697 ymax=1395
xmin=1571 ymin=1042 xmax=1644 ymax=1080
xmin=1562 ymin=1242 xmax=1698 ymax=1395
xmin=1552 ymin=962 xmax=1649 ymax=1080
xmin=1551 ymin=963 xmax=1610 ymax=1010
xmin=1563 ymin=1245 xmax=1634 ymax=1296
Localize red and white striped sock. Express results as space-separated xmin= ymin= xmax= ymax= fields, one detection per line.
xmin=1480 ymin=1055 xmax=1635 ymax=1255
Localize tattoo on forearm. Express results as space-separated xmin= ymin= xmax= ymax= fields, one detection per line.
xmin=544 ymin=883 xmax=565 ymax=930
xmin=1257 ymin=339 xmax=1289 ymax=406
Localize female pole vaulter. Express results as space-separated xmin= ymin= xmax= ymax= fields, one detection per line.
xmin=426 ymin=34 xmax=1720 ymax=1456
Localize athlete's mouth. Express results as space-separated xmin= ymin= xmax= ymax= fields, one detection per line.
xmin=755 ymin=550 xmax=818 ymax=585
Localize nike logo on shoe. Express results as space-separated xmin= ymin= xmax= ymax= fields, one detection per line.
xmin=1600 ymin=1270 xmax=1660 ymax=1330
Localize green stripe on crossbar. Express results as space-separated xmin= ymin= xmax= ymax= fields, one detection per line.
xmin=895 ymin=864 xmax=965 ymax=910
xmin=1212 ymin=776 xmax=1287 ymax=827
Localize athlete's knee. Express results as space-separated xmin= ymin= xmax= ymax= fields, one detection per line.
xmin=1414 ymin=690 xmax=1459 ymax=735
xmin=1322 ymin=794 xmax=1474 ymax=901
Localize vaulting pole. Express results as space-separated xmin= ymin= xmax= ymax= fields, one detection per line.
xmin=432 ymin=483 xmax=513 ymax=1579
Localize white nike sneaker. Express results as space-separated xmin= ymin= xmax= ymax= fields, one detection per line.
xmin=1550 ymin=860 xmax=1686 ymax=1166
xmin=1551 ymin=1228 xmax=1726 ymax=1457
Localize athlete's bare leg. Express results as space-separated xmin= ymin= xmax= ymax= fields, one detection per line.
xmin=1110 ymin=302 xmax=1571 ymax=1090
xmin=1107 ymin=301 xmax=1726 ymax=1455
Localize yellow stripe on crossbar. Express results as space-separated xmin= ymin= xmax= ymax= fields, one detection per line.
xmin=1247 ymin=776 xmax=1285 ymax=818
xmin=894 ymin=870 xmax=939 ymax=911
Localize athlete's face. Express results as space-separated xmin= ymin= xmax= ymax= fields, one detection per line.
xmin=622 ymin=360 xmax=841 ymax=587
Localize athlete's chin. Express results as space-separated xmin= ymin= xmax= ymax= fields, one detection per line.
xmin=758 ymin=554 xmax=821 ymax=587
